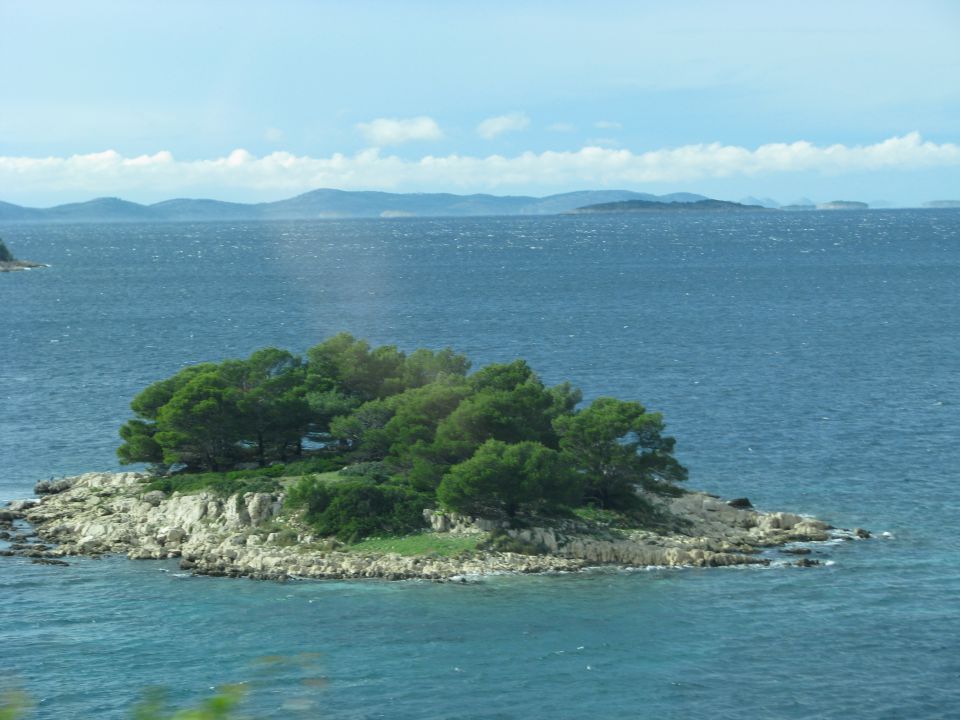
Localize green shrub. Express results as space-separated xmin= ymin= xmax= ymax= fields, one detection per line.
xmin=288 ymin=478 xmax=428 ymax=541
xmin=281 ymin=455 xmax=347 ymax=475
xmin=284 ymin=475 xmax=335 ymax=514
xmin=144 ymin=469 xmax=282 ymax=497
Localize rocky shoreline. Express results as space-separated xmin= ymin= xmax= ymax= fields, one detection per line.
xmin=2 ymin=472 xmax=869 ymax=581
xmin=0 ymin=258 xmax=46 ymax=272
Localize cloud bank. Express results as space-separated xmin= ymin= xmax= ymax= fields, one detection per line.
xmin=2 ymin=133 xmax=957 ymax=201
xmin=356 ymin=116 xmax=442 ymax=145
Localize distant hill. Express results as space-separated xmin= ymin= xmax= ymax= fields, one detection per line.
xmin=44 ymin=197 xmax=156 ymax=221
xmin=0 ymin=189 xmax=713 ymax=223
xmin=0 ymin=201 xmax=44 ymax=221
xmin=572 ymin=198 xmax=770 ymax=214
xmin=149 ymin=198 xmax=260 ymax=221
xmin=923 ymin=200 xmax=960 ymax=209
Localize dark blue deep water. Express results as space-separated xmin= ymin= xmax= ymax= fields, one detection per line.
xmin=2 ymin=211 xmax=959 ymax=718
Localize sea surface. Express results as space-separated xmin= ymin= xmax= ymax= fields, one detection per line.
xmin=2 ymin=211 xmax=959 ymax=719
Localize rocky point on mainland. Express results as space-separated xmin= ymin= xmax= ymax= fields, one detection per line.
xmin=1 ymin=472 xmax=869 ymax=581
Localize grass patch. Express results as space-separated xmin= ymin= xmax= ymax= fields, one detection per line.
xmin=305 ymin=471 xmax=345 ymax=485
xmin=344 ymin=532 xmax=484 ymax=557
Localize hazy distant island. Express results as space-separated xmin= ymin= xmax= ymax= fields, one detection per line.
xmin=571 ymin=198 xmax=770 ymax=214
xmin=816 ymin=201 xmax=870 ymax=210
xmin=923 ymin=200 xmax=960 ymax=209
xmin=4 ymin=334 xmax=867 ymax=581
xmin=0 ymin=238 xmax=44 ymax=272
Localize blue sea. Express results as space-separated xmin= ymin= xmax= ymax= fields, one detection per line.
xmin=2 ymin=211 xmax=959 ymax=719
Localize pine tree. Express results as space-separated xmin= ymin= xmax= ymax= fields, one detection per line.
xmin=0 ymin=239 xmax=15 ymax=262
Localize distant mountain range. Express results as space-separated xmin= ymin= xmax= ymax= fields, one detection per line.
xmin=0 ymin=189 xmax=712 ymax=223
xmin=2 ymin=190 xmax=948 ymax=223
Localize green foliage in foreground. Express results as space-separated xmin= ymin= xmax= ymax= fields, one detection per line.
xmin=121 ymin=332 xmax=688 ymax=540
xmin=0 ymin=685 xmax=244 ymax=720
xmin=133 ymin=686 xmax=245 ymax=720
xmin=0 ymin=689 xmax=30 ymax=720
xmin=3 ymin=655 xmax=329 ymax=719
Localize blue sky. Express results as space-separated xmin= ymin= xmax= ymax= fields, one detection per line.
xmin=1 ymin=0 xmax=958 ymax=206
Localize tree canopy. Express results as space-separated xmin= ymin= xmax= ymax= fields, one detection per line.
xmin=437 ymin=439 xmax=579 ymax=517
xmin=118 ymin=333 xmax=687 ymax=536
xmin=118 ymin=350 xmax=310 ymax=471
xmin=0 ymin=238 xmax=15 ymax=263
xmin=554 ymin=397 xmax=688 ymax=508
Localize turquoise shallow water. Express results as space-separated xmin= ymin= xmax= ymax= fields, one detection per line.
xmin=2 ymin=211 xmax=959 ymax=718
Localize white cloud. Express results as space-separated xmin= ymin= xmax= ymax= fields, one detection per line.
xmin=585 ymin=137 xmax=620 ymax=148
xmin=356 ymin=116 xmax=442 ymax=146
xmin=2 ymin=133 xmax=958 ymax=201
xmin=477 ymin=112 xmax=530 ymax=139
xmin=594 ymin=120 xmax=622 ymax=129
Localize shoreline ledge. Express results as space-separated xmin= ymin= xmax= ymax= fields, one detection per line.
xmin=3 ymin=472 xmax=870 ymax=581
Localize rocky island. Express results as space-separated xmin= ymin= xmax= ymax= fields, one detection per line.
xmin=2 ymin=334 xmax=868 ymax=581
xmin=2 ymin=471 xmax=861 ymax=580
xmin=571 ymin=198 xmax=770 ymax=213
xmin=0 ymin=238 xmax=44 ymax=272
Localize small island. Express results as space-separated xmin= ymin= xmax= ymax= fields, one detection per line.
xmin=816 ymin=200 xmax=869 ymax=210
xmin=2 ymin=334 xmax=866 ymax=580
xmin=571 ymin=198 xmax=770 ymax=214
xmin=0 ymin=238 xmax=44 ymax=272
